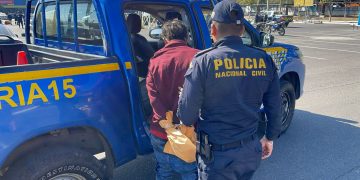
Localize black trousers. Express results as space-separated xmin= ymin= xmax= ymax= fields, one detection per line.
xmin=198 ymin=138 xmax=262 ymax=180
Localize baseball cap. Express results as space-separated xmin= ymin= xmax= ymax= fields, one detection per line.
xmin=211 ymin=0 xmax=244 ymax=25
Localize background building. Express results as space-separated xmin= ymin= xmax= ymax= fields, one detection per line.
xmin=0 ymin=0 xmax=37 ymax=14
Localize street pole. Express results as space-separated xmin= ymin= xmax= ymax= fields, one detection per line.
xmin=267 ymin=0 xmax=269 ymax=11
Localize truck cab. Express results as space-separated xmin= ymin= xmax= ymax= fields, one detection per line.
xmin=0 ymin=0 xmax=305 ymax=179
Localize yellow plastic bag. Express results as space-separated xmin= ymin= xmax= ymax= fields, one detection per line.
xmin=159 ymin=111 xmax=196 ymax=163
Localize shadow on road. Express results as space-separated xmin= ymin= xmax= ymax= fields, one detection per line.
xmin=254 ymin=110 xmax=360 ymax=180
xmin=114 ymin=110 xmax=360 ymax=180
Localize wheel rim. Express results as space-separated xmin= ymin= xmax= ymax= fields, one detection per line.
xmin=49 ymin=173 xmax=87 ymax=180
xmin=281 ymin=91 xmax=291 ymax=125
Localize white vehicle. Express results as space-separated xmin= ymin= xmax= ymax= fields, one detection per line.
xmin=0 ymin=12 xmax=7 ymax=20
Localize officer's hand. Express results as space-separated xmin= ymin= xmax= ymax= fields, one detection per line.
xmin=260 ymin=137 xmax=273 ymax=160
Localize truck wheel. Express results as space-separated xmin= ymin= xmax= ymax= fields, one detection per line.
xmin=280 ymin=80 xmax=296 ymax=133
xmin=4 ymin=146 xmax=106 ymax=180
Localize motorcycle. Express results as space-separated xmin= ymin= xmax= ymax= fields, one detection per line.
xmin=265 ymin=21 xmax=286 ymax=36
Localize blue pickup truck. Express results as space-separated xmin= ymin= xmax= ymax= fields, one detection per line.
xmin=0 ymin=0 xmax=305 ymax=179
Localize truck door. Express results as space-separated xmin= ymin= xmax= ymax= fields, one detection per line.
xmin=2 ymin=0 xmax=143 ymax=166
xmin=121 ymin=1 xmax=206 ymax=148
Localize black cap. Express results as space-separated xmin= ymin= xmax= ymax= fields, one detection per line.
xmin=211 ymin=0 xmax=244 ymax=25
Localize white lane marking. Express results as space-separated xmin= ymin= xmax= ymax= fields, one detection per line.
xmin=277 ymin=32 xmax=360 ymax=41
xmin=277 ymin=40 xmax=360 ymax=52
xmin=304 ymin=56 xmax=327 ymax=60
xmin=284 ymin=31 xmax=360 ymax=39
xmin=279 ymin=38 xmax=360 ymax=46
xmin=296 ymin=45 xmax=360 ymax=54
xmin=312 ymin=36 xmax=355 ymax=40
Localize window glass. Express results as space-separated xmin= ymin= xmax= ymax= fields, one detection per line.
xmin=35 ymin=3 xmax=58 ymax=40
xmin=45 ymin=3 xmax=57 ymax=39
xmin=200 ymin=7 xmax=252 ymax=46
xmin=35 ymin=0 xmax=103 ymax=46
xmin=124 ymin=4 xmax=196 ymax=49
xmin=77 ymin=1 xmax=103 ymax=46
xmin=35 ymin=4 xmax=42 ymax=38
xmin=59 ymin=1 xmax=74 ymax=42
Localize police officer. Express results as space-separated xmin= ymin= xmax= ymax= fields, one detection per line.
xmin=177 ymin=0 xmax=282 ymax=179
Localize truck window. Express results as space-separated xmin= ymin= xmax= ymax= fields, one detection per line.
xmin=34 ymin=0 xmax=104 ymax=55
xmin=76 ymin=1 xmax=103 ymax=46
xmin=124 ymin=4 xmax=196 ymax=51
xmin=200 ymin=7 xmax=253 ymax=46
xmin=35 ymin=3 xmax=57 ymax=39
xmin=59 ymin=2 xmax=74 ymax=43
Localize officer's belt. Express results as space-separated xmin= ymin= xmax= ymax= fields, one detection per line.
xmin=211 ymin=134 xmax=256 ymax=151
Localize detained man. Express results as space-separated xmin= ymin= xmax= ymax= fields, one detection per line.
xmin=146 ymin=20 xmax=199 ymax=180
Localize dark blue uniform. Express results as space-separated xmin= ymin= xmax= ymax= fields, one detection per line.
xmin=178 ymin=36 xmax=281 ymax=143
xmin=177 ymin=2 xmax=281 ymax=179
xmin=178 ymin=35 xmax=281 ymax=179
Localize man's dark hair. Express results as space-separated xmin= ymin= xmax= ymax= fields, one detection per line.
xmin=161 ymin=20 xmax=188 ymax=41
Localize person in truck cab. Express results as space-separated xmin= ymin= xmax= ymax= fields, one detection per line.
xmin=146 ymin=19 xmax=199 ymax=180
xmin=178 ymin=1 xmax=282 ymax=179
xmin=126 ymin=14 xmax=155 ymax=78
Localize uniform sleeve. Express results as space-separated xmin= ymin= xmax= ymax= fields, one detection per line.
xmin=146 ymin=63 xmax=167 ymax=120
xmin=177 ymin=59 xmax=205 ymax=126
xmin=263 ymin=56 xmax=282 ymax=141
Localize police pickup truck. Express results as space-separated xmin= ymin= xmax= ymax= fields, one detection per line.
xmin=0 ymin=0 xmax=305 ymax=179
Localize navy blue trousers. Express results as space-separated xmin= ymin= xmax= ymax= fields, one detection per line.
xmin=198 ymin=138 xmax=262 ymax=180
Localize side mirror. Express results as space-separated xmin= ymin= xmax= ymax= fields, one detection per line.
xmin=260 ymin=32 xmax=274 ymax=47
xmin=149 ymin=28 xmax=162 ymax=39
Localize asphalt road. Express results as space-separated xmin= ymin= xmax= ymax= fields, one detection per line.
xmin=6 ymin=23 xmax=360 ymax=180
xmin=114 ymin=23 xmax=360 ymax=180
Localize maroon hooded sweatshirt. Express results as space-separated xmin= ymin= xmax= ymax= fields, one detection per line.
xmin=146 ymin=40 xmax=199 ymax=140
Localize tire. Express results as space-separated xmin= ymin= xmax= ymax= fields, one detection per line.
xmin=257 ymin=81 xmax=296 ymax=137
xmin=280 ymin=80 xmax=296 ymax=133
xmin=3 ymin=146 xmax=107 ymax=180
xmin=278 ymin=27 xmax=285 ymax=36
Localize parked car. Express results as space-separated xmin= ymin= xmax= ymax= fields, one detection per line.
xmin=0 ymin=0 xmax=305 ymax=179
